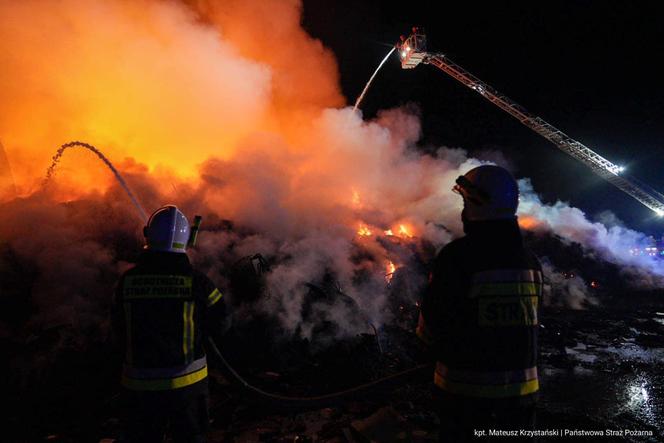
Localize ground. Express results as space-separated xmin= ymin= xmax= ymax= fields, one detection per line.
xmin=5 ymin=293 xmax=664 ymax=442
xmin=198 ymin=300 xmax=664 ymax=442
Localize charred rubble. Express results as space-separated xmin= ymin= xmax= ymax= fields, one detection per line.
xmin=2 ymin=228 xmax=664 ymax=441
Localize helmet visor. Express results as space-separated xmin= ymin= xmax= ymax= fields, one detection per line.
xmin=453 ymin=175 xmax=490 ymax=205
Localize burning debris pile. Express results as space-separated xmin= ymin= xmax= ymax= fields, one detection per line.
xmin=1 ymin=0 xmax=664 ymax=441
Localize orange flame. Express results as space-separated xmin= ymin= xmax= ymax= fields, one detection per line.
xmin=357 ymin=225 xmax=372 ymax=237
xmin=386 ymin=261 xmax=397 ymax=282
xmin=518 ymin=216 xmax=541 ymax=230
xmin=0 ymin=0 xmax=344 ymax=198
xmin=398 ymin=224 xmax=413 ymax=238
xmin=383 ymin=223 xmax=415 ymax=239
xmin=351 ymin=190 xmax=361 ymax=207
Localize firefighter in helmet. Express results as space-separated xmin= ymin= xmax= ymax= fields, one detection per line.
xmin=113 ymin=205 xmax=225 ymax=443
xmin=418 ymin=165 xmax=542 ymax=442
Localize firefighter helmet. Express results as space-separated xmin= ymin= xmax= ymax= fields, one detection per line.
xmin=144 ymin=205 xmax=190 ymax=253
xmin=453 ymin=165 xmax=519 ymax=221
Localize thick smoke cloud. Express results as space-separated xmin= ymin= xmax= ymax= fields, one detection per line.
xmin=539 ymin=259 xmax=598 ymax=309
xmin=518 ymin=180 xmax=664 ymax=289
xmin=0 ymin=0 xmax=662 ymax=362
xmin=0 ymin=0 xmax=272 ymax=194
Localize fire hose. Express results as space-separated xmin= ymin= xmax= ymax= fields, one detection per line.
xmin=42 ymin=143 xmax=430 ymax=408
xmin=206 ymin=337 xmax=431 ymax=407
xmin=204 ymin=229 xmax=431 ymax=405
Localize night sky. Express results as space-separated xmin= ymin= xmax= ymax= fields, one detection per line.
xmin=302 ymin=1 xmax=664 ymax=236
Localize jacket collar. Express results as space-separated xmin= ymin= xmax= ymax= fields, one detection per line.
xmin=138 ymin=250 xmax=192 ymax=268
xmin=462 ymin=216 xmax=522 ymax=240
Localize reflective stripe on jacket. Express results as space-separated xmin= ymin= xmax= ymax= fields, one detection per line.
xmin=419 ymin=218 xmax=542 ymax=400
xmin=471 ymin=268 xmax=541 ymax=327
xmin=122 ymin=356 xmax=209 ymax=391
xmin=114 ymin=251 xmax=224 ymax=391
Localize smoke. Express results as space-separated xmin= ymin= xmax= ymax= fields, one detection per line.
xmin=0 ymin=141 xmax=16 ymax=198
xmin=518 ymin=179 xmax=664 ymax=289
xmin=0 ymin=0 xmax=272 ymax=194
xmin=539 ymin=259 xmax=598 ymax=309
xmin=0 ymin=0 xmax=663 ymax=365
xmin=44 ymin=141 xmax=149 ymax=222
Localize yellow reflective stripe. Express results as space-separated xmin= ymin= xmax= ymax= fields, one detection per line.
xmin=470 ymin=282 xmax=540 ymax=297
xmin=206 ymin=288 xmax=223 ymax=307
xmin=182 ymin=302 xmax=188 ymax=359
xmin=434 ymin=373 xmax=539 ymax=398
xmin=122 ymin=365 xmax=207 ymax=391
xmin=123 ymin=302 xmax=132 ymax=365
xmin=189 ymin=302 xmax=195 ymax=361
xmin=478 ymin=295 xmax=539 ymax=326
xmin=182 ymin=301 xmax=195 ymax=363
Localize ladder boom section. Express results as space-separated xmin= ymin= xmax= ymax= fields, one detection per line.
xmin=423 ymin=53 xmax=664 ymax=215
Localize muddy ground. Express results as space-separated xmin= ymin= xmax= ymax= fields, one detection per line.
xmin=4 ymin=293 xmax=664 ymax=442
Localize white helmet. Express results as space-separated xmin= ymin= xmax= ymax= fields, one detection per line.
xmin=453 ymin=165 xmax=519 ymax=221
xmin=144 ymin=205 xmax=190 ymax=253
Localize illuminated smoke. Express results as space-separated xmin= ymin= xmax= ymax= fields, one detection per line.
xmin=518 ymin=179 xmax=664 ymax=288
xmin=0 ymin=140 xmax=16 ymax=199
xmin=44 ymin=141 xmax=148 ymax=222
xmin=0 ymin=0 xmax=662 ymax=355
xmin=0 ymin=0 xmax=273 ymax=193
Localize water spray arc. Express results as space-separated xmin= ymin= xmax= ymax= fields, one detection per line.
xmin=353 ymin=47 xmax=396 ymax=113
xmin=44 ymin=141 xmax=149 ymax=223
xmin=396 ymin=29 xmax=664 ymax=217
xmin=0 ymin=140 xmax=17 ymax=197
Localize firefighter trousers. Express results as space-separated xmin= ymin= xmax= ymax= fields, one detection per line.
xmin=121 ymin=378 xmax=209 ymax=443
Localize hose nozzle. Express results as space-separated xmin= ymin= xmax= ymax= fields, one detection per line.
xmin=187 ymin=215 xmax=202 ymax=248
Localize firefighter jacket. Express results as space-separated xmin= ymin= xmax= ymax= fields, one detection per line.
xmin=113 ymin=250 xmax=225 ymax=391
xmin=418 ymin=218 xmax=542 ymax=402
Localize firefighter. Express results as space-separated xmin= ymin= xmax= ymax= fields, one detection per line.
xmin=418 ymin=165 xmax=542 ymax=442
xmin=113 ymin=205 xmax=226 ymax=443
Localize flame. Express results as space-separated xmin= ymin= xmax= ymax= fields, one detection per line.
xmin=351 ymin=189 xmax=361 ymax=207
xmin=0 ymin=0 xmax=429 ymax=301
xmin=518 ymin=216 xmax=541 ymax=230
xmin=0 ymin=0 xmax=344 ymax=197
xmin=398 ymin=224 xmax=413 ymax=238
xmin=357 ymin=225 xmax=372 ymax=237
xmin=383 ymin=223 xmax=415 ymax=238
xmin=386 ymin=260 xmax=397 ymax=282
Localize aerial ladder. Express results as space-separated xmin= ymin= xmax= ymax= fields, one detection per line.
xmin=397 ymin=29 xmax=664 ymax=217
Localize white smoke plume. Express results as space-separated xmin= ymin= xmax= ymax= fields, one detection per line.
xmin=539 ymin=259 xmax=598 ymax=309
xmin=0 ymin=0 xmax=662 ymax=364
xmin=518 ymin=180 xmax=664 ymax=289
